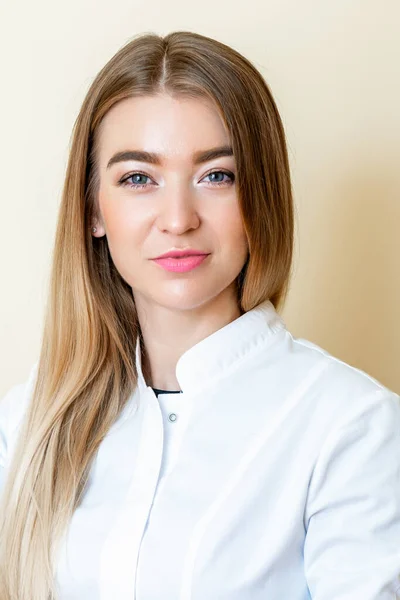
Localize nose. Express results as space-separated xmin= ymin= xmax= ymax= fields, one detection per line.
xmin=156 ymin=181 xmax=200 ymax=235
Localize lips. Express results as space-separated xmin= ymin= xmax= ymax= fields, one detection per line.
xmin=165 ymin=253 xmax=204 ymax=258
xmin=152 ymin=254 xmax=209 ymax=273
xmin=153 ymin=250 xmax=209 ymax=260
xmin=154 ymin=250 xmax=209 ymax=259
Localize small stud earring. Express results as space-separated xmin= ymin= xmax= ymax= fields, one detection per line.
xmin=92 ymin=227 xmax=97 ymax=233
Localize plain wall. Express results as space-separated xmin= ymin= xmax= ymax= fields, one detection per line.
xmin=0 ymin=0 xmax=399 ymax=395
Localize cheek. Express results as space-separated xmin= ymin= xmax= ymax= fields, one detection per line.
xmin=99 ymin=191 xmax=146 ymax=241
xmin=219 ymin=207 xmax=248 ymax=252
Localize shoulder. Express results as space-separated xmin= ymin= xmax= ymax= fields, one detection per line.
xmin=287 ymin=332 xmax=396 ymax=393
xmin=270 ymin=336 xmax=400 ymax=593
xmin=0 ymin=361 xmax=38 ymax=467
xmin=284 ymin=331 xmax=400 ymax=429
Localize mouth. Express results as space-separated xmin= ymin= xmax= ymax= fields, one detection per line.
xmin=151 ymin=254 xmax=210 ymax=273
xmin=154 ymin=249 xmax=209 ymax=259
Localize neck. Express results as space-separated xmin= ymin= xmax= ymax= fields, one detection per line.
xmin=135 ymin=288 xmax=242 ymax=390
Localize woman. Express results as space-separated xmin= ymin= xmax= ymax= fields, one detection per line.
xmin=0 ymin=30 xmax=399 ymax=600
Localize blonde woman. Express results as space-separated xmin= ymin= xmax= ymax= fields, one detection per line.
xmin=0 ymin=31 xmax=399 ymax=600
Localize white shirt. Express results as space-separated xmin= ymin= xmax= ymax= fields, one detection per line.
xmin=1 ymin=299 xmax=400 ymax=599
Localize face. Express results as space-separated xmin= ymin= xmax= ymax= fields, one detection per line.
xmin=93 ymin=93 xmax=249 ymax=312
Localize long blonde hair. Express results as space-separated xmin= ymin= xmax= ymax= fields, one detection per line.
xmin=0 ymin=31 xmax=294 ymax=599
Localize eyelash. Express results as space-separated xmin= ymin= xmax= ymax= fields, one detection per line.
xmin=117 ymin=169 xmax=235 ymax=190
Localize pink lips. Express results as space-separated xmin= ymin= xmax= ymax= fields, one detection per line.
xmin=152 ymin=254 xmax=209 ymax=272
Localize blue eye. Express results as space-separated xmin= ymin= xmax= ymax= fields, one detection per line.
xmin=203 ymin=170 xmax=235 ymax=186
xmin=119 ymin=172 xmax=152 ymax=189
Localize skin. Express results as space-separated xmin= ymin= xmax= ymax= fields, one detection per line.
xmin=92 ymin=93 xmax=249 ymax=391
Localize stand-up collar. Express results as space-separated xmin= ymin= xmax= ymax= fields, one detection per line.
xmin=134 ymin=298 xmax=286 ymax=396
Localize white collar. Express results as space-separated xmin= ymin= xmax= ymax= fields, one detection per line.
xmin=134 ymin=298 xmax=286 ymax=396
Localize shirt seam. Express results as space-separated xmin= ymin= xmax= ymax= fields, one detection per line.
xmin=289 ymin=333 xmax=388 ymax=393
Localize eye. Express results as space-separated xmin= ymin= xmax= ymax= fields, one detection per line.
xmin=118 ymin=172 xmax=155 ymax=189
xmin=201 ymin=169 xmax=235 ymax=186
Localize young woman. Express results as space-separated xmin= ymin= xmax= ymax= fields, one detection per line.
xmin=0 ymin=31 xmax=399 ymax=600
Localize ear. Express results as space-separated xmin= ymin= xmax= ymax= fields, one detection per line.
xmin=90 ymin=211 xmax=106 ymax=237
xmin=91 ymin=222 xmax=106 ymax=237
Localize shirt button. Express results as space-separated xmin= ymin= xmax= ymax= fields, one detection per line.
xmin=168 ymin=413 xmax=177 ymax=422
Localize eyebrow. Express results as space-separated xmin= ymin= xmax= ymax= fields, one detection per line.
xmin=106 ymin=145 xmax=234 ymax=169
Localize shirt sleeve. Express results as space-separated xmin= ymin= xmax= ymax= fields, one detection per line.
xmin=303 ymin=387 xmax=400 ymax=599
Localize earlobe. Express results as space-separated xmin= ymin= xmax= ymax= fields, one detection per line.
xmin=91 ymin=225 xmax=105 ymax=237
xmin=91 ymin=225 xmax=106 ymax=238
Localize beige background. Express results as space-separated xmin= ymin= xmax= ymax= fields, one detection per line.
xmin=0 ymin=0 xmax=399 ymax=396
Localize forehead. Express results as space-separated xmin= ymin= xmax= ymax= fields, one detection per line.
xmin=96 ymin=93 xmax=231 ymax=166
